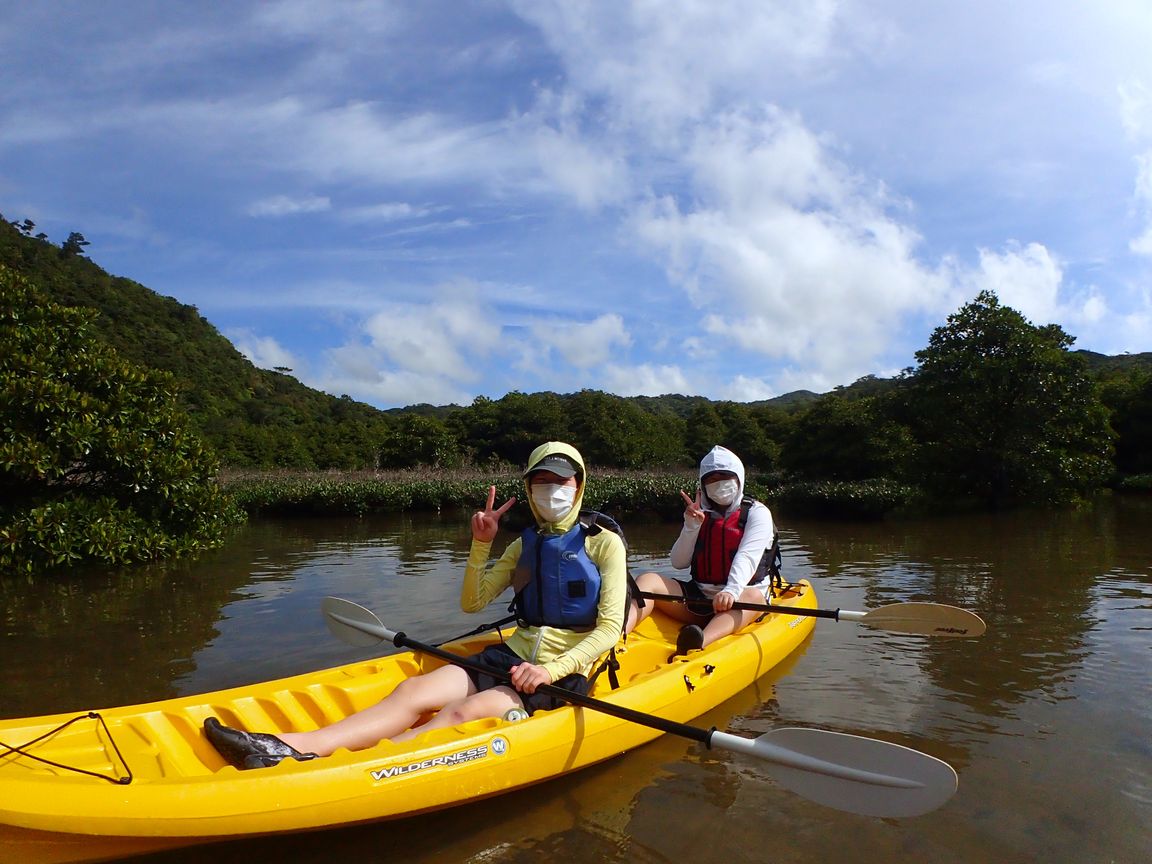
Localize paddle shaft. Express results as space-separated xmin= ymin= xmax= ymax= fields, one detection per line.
xmin=634 ymin=590 xmax=986 ymax=637
xmin=323 ymin=599 xmax=961 ymax=814
xmin=635 ymin=589 xmax=855 ymax=621
xmin=327 ymin=611 xmax=714 ymax=746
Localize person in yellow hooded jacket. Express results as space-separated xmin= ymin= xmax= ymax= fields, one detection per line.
xmin=203 ymin=442 xmax=628 ymax=769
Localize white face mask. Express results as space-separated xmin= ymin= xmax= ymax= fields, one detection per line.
xmin=531 ymin=483 xmax=577 ymax=522
xmin=705 ymin=478 xmax=739 ymax=507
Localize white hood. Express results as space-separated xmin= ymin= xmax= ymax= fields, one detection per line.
xmin=698 ymin=445 xmax=745 ymax=516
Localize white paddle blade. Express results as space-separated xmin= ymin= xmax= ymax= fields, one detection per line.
xmin=715 ymin=727 xmax=958 ymax=818
xmin=322 ymin=596 xmax=396 ymax=647
xmin=862 ymin=602 xmax=986 ymax=637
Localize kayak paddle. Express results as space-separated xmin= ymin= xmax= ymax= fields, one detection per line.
xmin=635 ymin=590 xmax=986 ymax=637
xmin=322 ymin=596 xmax=958 ymax=818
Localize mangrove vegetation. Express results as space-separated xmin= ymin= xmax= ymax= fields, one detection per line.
xmin=3 ymin=214 xmax=1152 ymax=574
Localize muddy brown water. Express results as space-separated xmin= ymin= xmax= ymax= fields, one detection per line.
xmin=2 ymin=497 xmax=1149 ymax=863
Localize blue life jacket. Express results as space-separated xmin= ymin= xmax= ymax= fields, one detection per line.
xmin=512 ymin=520 xmax=602 ymax=630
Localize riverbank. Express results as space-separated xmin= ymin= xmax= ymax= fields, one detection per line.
xmin=219 ymin=469 xmax=919 ymax=521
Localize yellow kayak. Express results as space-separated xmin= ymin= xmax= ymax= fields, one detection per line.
xmin=0 ymin=581 xmax=816 ymax=848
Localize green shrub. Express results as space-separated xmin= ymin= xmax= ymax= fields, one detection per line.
xmin=771 ymin=479 xmax=918 ymax=519
xmin=222 ymin=469 xmax=699 ymax=520
xmin=0 ymin=265 xmax=243 ymax=574
xmin=1117 ymin=474 xmax=1152 ymax=492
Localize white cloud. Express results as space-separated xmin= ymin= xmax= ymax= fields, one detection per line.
xmin=227 ymin=330 xmax=300 ymax=371
xmin=630 ymin=107 xmax=947 ymax=388
xmin=340 ymin=202 xmax=429 ymax=222
xmin=1119 ymin=80 xmax=1152 ymax=140
xmin=1130 ymin=152 xmax=1152 ymax=256
xmin=273 ymin=281 xmax=515 ymax=406
xmin=965 ymin=242 xmax=1122 ymax=339
xmin=1074 ymin=285 xmax=1152 ymax=355
xmin=532 ymin=313 xmax=631 ymax=370
xmin=1080 ymin=290 xmax=1108 ymax=324
xmin=0 ymin=111 xmax=79 ymax=145
xmin=528 ymin=121 xmax=630 ymax=209
xmin=361 ymin=298 xmax=501 ymax=382
xmin=515 ymin=0 xmax=857 ymax=131
xmin=716 ymin=375 xmax=779 ymax=402
xmin=601 ymin=363 xmax=691 ymax=397
xmin=247 ymin=195 xmax=331 ymax=217
xmin=288 ymin=283 xmax=515 ymax=406
xmin=279 ymin=102 xmax=514 ymax=185
xmin=972 ymin=242 xmax=1064 ymax=323
xmin=319 ymin=343 xmax=475 ymax=406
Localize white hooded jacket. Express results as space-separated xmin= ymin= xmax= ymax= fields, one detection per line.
xmin=670 ymin=445 xmax=776 ymax=602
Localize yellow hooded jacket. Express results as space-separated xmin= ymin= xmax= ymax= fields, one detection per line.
xmin=460 ymin=442 xmax=628 ymax=683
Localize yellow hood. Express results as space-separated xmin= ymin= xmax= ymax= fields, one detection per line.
xmin=523 ymin=441 xmax=586 ymax=532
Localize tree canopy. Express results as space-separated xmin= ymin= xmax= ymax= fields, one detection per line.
xmin=903 ymin=291 xmax=1113 ymax=506
xmin=0 ymin=264 xmax=241 ymax=572
xmin=781 ymin=392 xmax=910 ymax=482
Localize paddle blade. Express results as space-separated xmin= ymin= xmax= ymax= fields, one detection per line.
xmin=322 ymin=596 xmax=395 ymax=647
xmin=741 ymin=727 xmax=958 ymax=817
xmin=862 ymin=602 xmax=986 ymax=638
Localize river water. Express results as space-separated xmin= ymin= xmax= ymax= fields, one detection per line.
xmin=2 ymin=497 xmax=1150 ymax=863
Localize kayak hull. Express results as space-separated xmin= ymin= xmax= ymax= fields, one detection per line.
xmin=0 ymin=581 xmax=816 ymax=844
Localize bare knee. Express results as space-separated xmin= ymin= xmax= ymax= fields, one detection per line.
xmin=738 ymin=586 xmax=768 ymax=603
xmin=635 ymin=571 xmax=666 ymax=591
xmin=389 ymin=676 xmax=423 ymax=702
xmin=389 ymin=674 xmax=447 ymax=714
xmin=440 ymin=691 xmax=518 ymax=726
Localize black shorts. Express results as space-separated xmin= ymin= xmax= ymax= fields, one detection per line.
xmin=463 ymin=642 xmax=590 ymax=715
xmin=676 ymin=580 xmax=717 ymax=619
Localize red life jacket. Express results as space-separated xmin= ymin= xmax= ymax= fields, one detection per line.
xmin=690 ymin=497 xmax=778 ymax=586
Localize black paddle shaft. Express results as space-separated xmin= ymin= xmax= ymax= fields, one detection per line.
xmin=635 ymin=590 xmax=842 ymax=620
xmin=388 ymin=630 xmax=714 ymax=746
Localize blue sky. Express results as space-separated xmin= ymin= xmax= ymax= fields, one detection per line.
xmin=3 ymin=1 xmax=1151 ymax=409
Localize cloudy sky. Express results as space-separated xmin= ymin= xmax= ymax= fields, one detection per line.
xmin=3 ymin=1 xmax=1151 ymax=409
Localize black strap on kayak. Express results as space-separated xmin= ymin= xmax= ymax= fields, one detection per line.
xmin=770 ymin=578 xmax=804 ymax=600
xmin=585 ymin=646 xmax=622 ymax=692
xmin=432 ymin=613 xmax=519 ymax=648
xmin=0 ymin=711 xmax=133 ymax=785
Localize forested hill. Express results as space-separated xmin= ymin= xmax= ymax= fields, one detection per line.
xmin=1074 ymin=349 xmax=1152 ymax=373
xmin=0 ymin=216 xmax=392 ymax=468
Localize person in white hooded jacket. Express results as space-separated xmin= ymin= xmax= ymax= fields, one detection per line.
xmin=627 ymin=445 xmax=778 ymax=655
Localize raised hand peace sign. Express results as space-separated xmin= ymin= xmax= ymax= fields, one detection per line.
xmin=680 ymin=488 xmax=706 ymax=527
xmin=472 ymin=485 xmax=516 ymax=542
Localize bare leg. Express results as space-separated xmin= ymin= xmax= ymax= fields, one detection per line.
xmin=392 ymin=685 xmax=524 ymax=742
xmin=700 ymin=586 xmax=768 ymax=647
xmin=279 ymin=664 xmax=474 ymax=756
xmin=626 ymin=572 xmax=700 ymax=632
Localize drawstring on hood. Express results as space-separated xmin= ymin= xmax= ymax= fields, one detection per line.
xmin=698 ymin=445 xmax=746 ymax=517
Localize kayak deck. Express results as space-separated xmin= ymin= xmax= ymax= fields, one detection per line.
xmin=0 ymin=581 xmax=816 ymax=843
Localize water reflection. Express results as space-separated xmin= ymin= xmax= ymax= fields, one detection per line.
xmin=1 ymin=498 xmax=1149 ymax=863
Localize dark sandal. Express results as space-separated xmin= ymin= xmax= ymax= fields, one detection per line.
xmin=204 ymin=717 xmax=318 ymax=770
xmin=671 ymin=624 xmax=705 ymax=659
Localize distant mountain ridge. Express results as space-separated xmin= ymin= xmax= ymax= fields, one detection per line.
xmin=1073 ymin=349 xmax=1152 ymax=372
